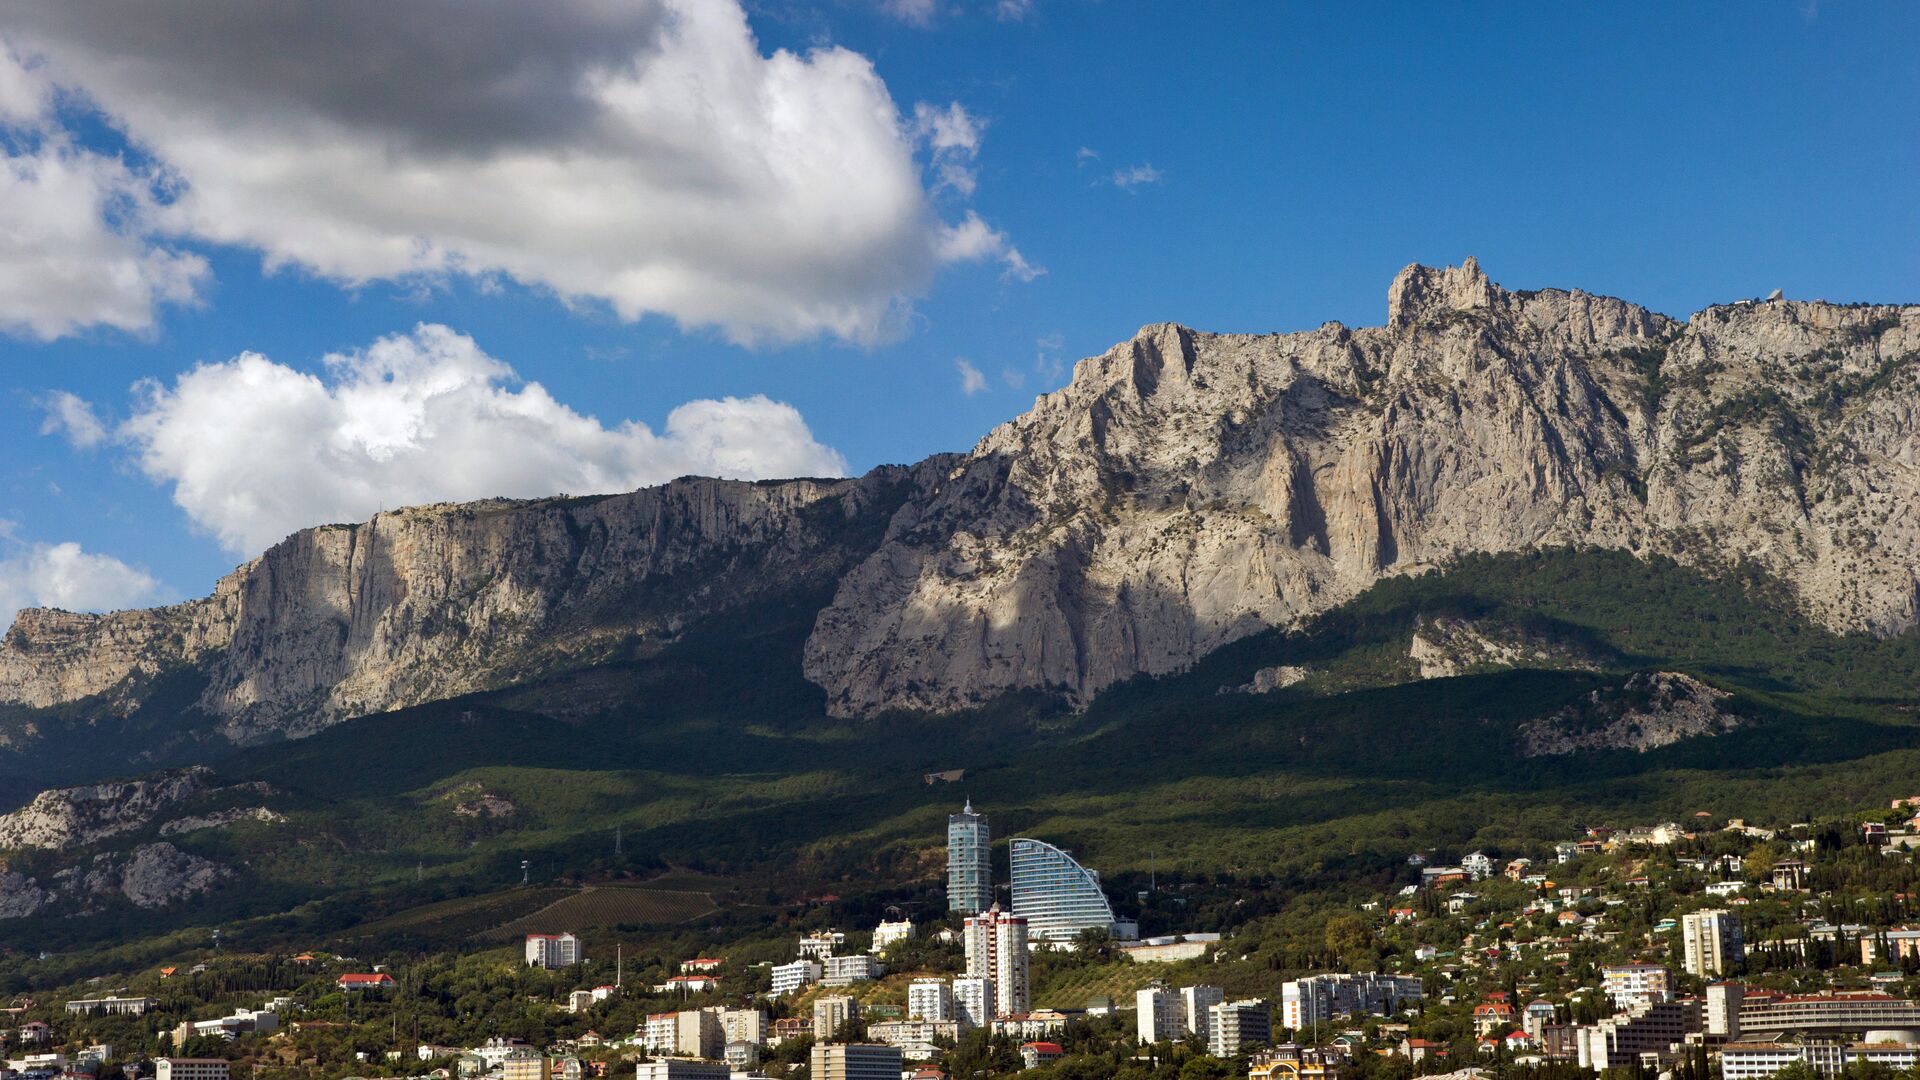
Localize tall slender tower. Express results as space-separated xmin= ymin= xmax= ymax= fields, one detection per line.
xmin=947 ymin=800 xmax=992 ymax=914
xmin=963 ymin=906 xmax=1029 ymax=1018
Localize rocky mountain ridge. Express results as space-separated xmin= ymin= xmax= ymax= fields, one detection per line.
xmin=1 ymin=260 xmax=1914 ymax=735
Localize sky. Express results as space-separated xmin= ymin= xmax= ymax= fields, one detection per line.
xmin=0 ymin=1 xmax=1915 ymax=626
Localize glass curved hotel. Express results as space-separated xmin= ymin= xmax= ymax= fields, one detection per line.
xmin=1009 ymin=837 xmax=1117 ymax=940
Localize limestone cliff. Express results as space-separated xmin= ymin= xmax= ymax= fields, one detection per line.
xmin=803 ymin=260 xmax=1918 ymax=715
xmin=0 ymin=467 xmax=934 ymax=741
xmin=2 ymin=261 xmax=1914 ymax=731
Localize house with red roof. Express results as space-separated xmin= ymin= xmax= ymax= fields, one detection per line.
xmin=679 ymin=958 xmax=724 ymax=974
xmin=1019 ymin=1042 xmax=1063 ymax=1069
xmin=337 ymin=973 xmax=395 ymax=991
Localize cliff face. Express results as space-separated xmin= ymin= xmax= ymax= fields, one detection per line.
xmin=0 ymin=466 xmax=936 ymax=741
xmin=2 ymin=261 xmax=1915 ymax=732
xmin=802 ymin=260 xmax=1919 ymax=715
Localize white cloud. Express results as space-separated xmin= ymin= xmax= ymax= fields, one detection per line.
xmin=0 ymin=541 xmax=163 ymax=631
xmin=955 ymin=357 xmax=988 ymax=395
xmin=2 ymin=0 xmax=1032 ymax=345
xmin=37 ymin=390 xmax=108 ymax=448
xmin=1075 ymin=146 xmax=1099 ymax=165
xmin=0 ymin=48 xmax=208 ymax=340
xmin=118 ymin=323 xmax=850 ymax=555
xmin=913 ymin=101 xmax=985 ymax=196
xmin=881 ymin=0 xmax=940 ymax=25
xmin=995 ymin=0 xmax=1034 ymax=20
xmin=1112 ymin=163 xmax=1163 ymax=191
xmin=938 ymin=211 xmax=1043 ymax=283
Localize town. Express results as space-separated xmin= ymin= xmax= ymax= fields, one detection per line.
xmin=9 ymin=796 xmax=1920 ymax=1080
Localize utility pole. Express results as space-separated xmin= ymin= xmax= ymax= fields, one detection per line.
xmin=521 ymin=859 xmax=530 ymax=886
xmin=616 ymin=943 xmax=623 ymax=988
xmin=615 ymin=824 xmax=623 ymax=857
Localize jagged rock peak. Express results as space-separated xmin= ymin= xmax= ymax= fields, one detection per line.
xmin=1388 ymin=256 xmax=1496 ymax=328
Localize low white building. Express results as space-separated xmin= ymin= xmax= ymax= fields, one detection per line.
xmin=823 ymin=954 xmax=884 ymax=987
xmin=872 ymin=920 xmax=915 ymax=953
xmin=770 ymin=960 xmax=822 ymax=997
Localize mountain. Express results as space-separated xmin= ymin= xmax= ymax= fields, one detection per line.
xmin=2 ymin=260 xmax=1915 ymax=759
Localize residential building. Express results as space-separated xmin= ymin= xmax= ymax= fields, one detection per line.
xmin=909 ymin=979 xmax=953 ymax=1023
xmin=674 ymin=1009 xmax=724 ymax=1060
xmin=1575 ymin=999 xmax=1704 ymax=1070
xmin=1771 ymin=861 xmax=1811 ymax=891
xmin=1473 ymin=1001 xmax=1516 ymax=1036
xmin=1009 ymin=838 xmax=1119 ymax=941
xmin=643 ymin=1013 xmax=680 ymax=1054
xmin=724 ymin=1041 xmax=760 ymax=1069
xmin=1136 ymin=985 xmax=1183 ymax=1044
xmin=720 ymin=1008 xmax=766 ymax=1047
xmin=1681 ymin=910 xmax=1744 ymax=977
xmin=1461 ymin=852 xmax=1495 ymax=881
xmin=811 ymin=1043 xmax=904 ymax=1080
xmin=963 ymin=906 xmax=1030 ymax=1017
xmin=65 ymin=996 xmax=156 ymax=1017
xmin=1208 ymin=999 xmax=1272 ymax=1057
xmin=1601 ymin=964 xmax=1674 ymax=1009
xmin=171 ymin=1007 xmax=281 ymax=1046
xmin=1020 ymin=1042 xmax=1064 ymax=1069
xmin=653 ymin=975 xmax=718 ymax=994
xmin=823 ymin=954 xmax=885 ymax=987
xmin=799 ymin=932 xmax=845 ymax=960
xmin=1721 ymin=1041 xmax=1920 ymax=1080
xmin=1248 ymin=1045 xmax=1343 ymax=1080
xmin=1280 ymin=974 xmax=1424 ymax=1030
xmin=525 ymin=933 xmax=581 ymax=969
xmin=869 ymin=1020 xmax=961 ymax=1048
xmin=632 ymin=1062 xmax=728 ymax=1080
xmin=948 ymin=800 xmax=992 ymax=914
xmin=953 ymin=976 xmax=994 ymax=1030
xmin=770 ymin=1017 xmax=811 ymax=1044
xmin=873 ymin=919 xmax=915 ymax=953
xmin=337 ymin=973 xmax=395 ymax=991
xmin=1181 ymin=985 xmax=1225 ymax=1037
xmin=156 ymin=1060 xmax=230 ymax=1080
xmin=813 ymin=995 xmax=860 ymax=1042
xmin=769 ymin=960 xmax=822 ymax=997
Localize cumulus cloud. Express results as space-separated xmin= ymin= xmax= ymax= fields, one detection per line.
xmin=955 ymin=357 xmax=988 ymax=395
xmin=117 ymin=324 xmax=850 ymax=555
xmin=0 ymin=47 xmax=208 ymax=340
xmin=0 ymin=541 xmax=163 ymax=631
xmin=37 ymin=390 xmax=108 ymax=448
xmin=1 ymin=0 xmax=1032 ymax=344
xmin=1112 ymin=163 xmax=1163 ymax=191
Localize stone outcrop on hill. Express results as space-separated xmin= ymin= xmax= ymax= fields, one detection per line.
xmin=0 ymin=767 xmax=215 ymax=850
xmin=0 ymin=841 xmax=231 ymax=917
xmin=804 ymin=261 xmax=1918 ymax=714
xmin=1 ymin=260 xmax=1915 ymax=731
xmin=1518 ymin=672 xmax=1739 ymax=756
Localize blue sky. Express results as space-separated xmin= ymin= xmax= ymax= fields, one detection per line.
xmin=1 ymin=1 xmax=1915 ymax=619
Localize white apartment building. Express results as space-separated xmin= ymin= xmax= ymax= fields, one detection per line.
xmin=1137 ymin=985 xmax=1183 ymax=1044
xmin=822 ymin=954 xmax=885 ymax=987
xmin=1182 ymin=986 xmax=1225 ymax=1036
xmin=770 ymin=960 xmax=822 ymax=997
xmin=1208 ymin=1000 xmax=1272 ymax=1057
xmin=963 ymin=907 xmax=1030 ymax=1018
xmin=813 ymin=995 xmax=859 ymax=1042
xmin=953 ymin=976 xmax=994 ymax=1030
xmin=524 ymin=933 xmax=581 ymax=969
xmin=1681 ymin=910 xmax=1743 ymax=977
xmin=1281 ymin=973 xmax=1425 ymax=1030
xmin=909 ymin=978 xmax=953 ymax=1022
xmin=1601 ymin=964 xmax=1674 ymax=1009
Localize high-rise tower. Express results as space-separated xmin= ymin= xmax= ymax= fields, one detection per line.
xmin=947 ymin=800 xmax=991 ymax=914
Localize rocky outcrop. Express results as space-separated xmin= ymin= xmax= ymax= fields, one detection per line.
xmin=0 ymin=841 xmax=232 ymax=917
xmin=804 ymin=261 xmax=1918 ymax=715
xmin=1228 ymin=665 xmax=1314 ymax=695
xmin=1518 ymin=672 xmax=1738 ymax=756
xmin=1407 ymin=616 xmax=1604 ymax=680
xmin=2 ymin=261 xmax=1915 ymax=729
xmin=0 ymin=467 xmax=936 ymax=740
xmin=0 ymin=767 xmax=214 ymax=850
xmin=156 ymin=806 xmax=285 ymax=836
